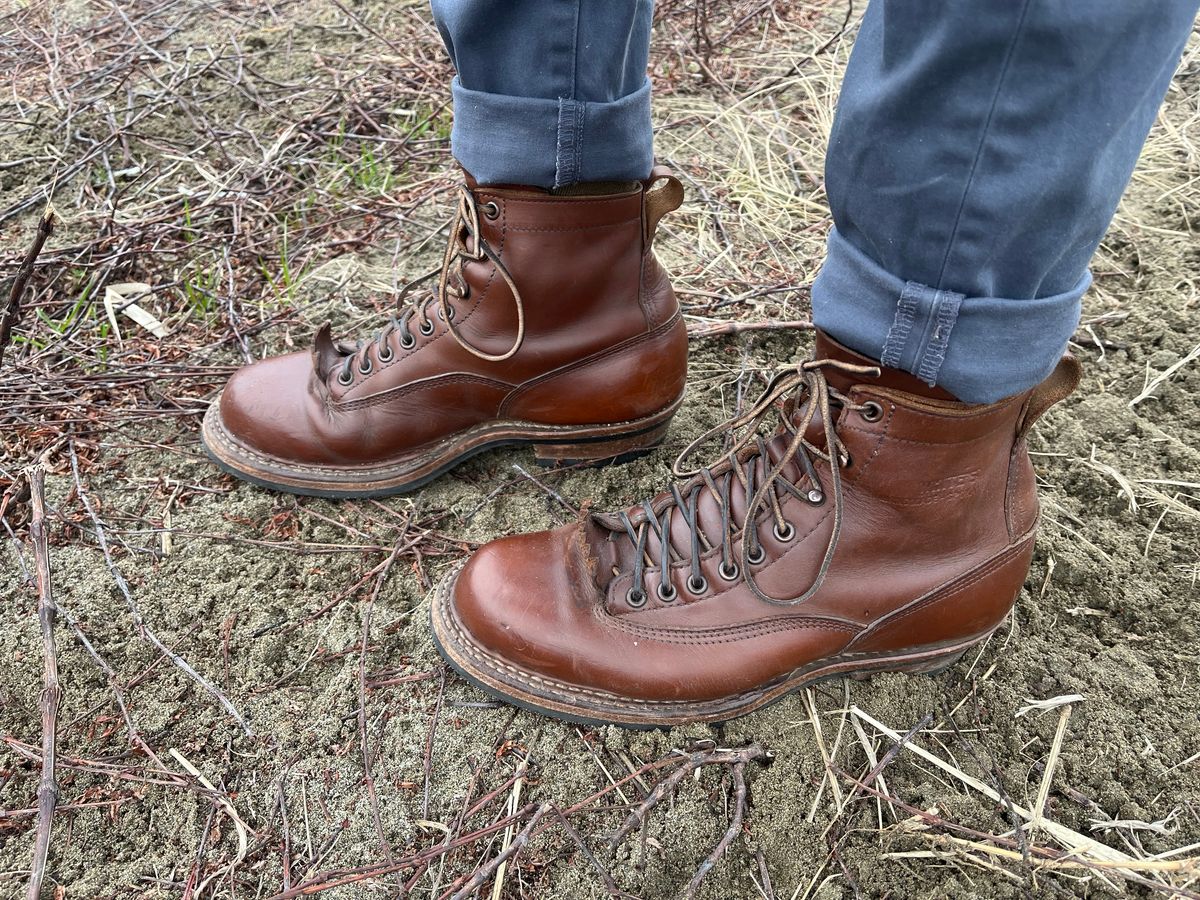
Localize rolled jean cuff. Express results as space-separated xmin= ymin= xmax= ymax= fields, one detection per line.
xmin=811 ymin=228 xmax=1086 ymax=404
xmin=448 ymin=76 xmax=654 ymax=189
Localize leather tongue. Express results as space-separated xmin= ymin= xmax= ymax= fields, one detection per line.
xmin=814 ymin=331 xmax=959 ymax=401
xmin=311 ymin=322 xmax=343 ymax=380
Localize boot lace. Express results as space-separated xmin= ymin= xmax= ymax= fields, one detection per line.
xmin=337 ymin=186 xmax=525 ymax=385
xmin=615 ymin=357 xmax=880 ymax=608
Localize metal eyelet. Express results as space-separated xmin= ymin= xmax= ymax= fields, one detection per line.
xmin=807 ymin=489 xmax=825 ymax=505
xmin=358 ymin=356 xmax=373 ymax=376
xmin=626 ymin=588 xmax=647 ymax=608
xmin=482 ymin=201 xmax=500 ymax=219
xmin=746 ymin=546 xmax=766 ymax=566
xmin=840 ymin=453 xmax=853 ymax=469
xmin=656 ymin=580 xmax=677 ymax=602
xmin=861 ymin=401 xmax=884 ymax=422
xmin=400 ymin=332 xmax=416 ymax=349
xmin=377 ymin=344 xmax=394 ymax=363
xmin=718 ymin=561 xmax=739 ymax=582
xmin=419 ymin=318 xmax=435 ymax=336
xmin=686 ymin=575 xmax=709 ymax=596
xmin=773 ymin=522 xmax=795 ymax=542
xmin=337 ymin=368 xmax=354 ymax=386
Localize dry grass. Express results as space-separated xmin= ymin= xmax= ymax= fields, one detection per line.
xmin=2 ymin=2 xmax=1199 ymax=899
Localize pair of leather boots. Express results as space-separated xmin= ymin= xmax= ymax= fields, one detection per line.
xmin=202 ymin=169 xmax=1080 ymax=727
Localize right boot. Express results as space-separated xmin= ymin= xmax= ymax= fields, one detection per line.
xmin=201 ymin=167 xmax=689 ymax=497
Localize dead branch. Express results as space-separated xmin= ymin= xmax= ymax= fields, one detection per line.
xmin=357 ymin=542 xmax=403 ymax=882
xmin=607 ymin=742 xmax=769 ymax=852
xmin=0 ymin=207 xmax=55 ymax=372
xmin=687 ymin=318 xmax=814 ymax=340
xmin=444 ymin=802 xmax=552 ymax=900
xmin=25 ymin=464 xmax=61 ymax=900
xmin=684 ymin=761 xmax=749 ymax=900
xmin=67 ymin=441 xmax=252 ymax=735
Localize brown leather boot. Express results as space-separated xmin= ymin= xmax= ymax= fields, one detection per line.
xmin=201 ymin=168 xmax=689 ymax=497
xmin=431 ymin=332 xmax=1081 ymax=726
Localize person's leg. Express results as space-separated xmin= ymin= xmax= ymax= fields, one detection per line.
xmin=430 ymin=0 xmax=655 ymax=188
xmin=813 ymin=0 xmax=1199 ymax=403
xmin=203 ymin=0 xmax=689 ymax=497
xmin=431 ymin=2 xmax=1197 ymax=727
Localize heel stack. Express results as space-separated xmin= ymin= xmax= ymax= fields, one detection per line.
xmin=532 ymin=419 xmax=672 ymax=467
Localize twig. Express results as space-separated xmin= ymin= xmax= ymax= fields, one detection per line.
xmin=0 ymin=206 xmax=56 ymax=371
xmin=67 ymin=441 xmax=253 ymax=735
xmin=607 ymin=743 xmax=769 ymax=852
xmin=687 ymin=318 xmax=814 ymax=340
xmin=358 ymin=542 xmax=403 ymax=878
xmin=422 ymin=666 xmax=447 ymax=819
xmin=447 ymin=802 xmax=551 ymax=900
xmin=25 ymin=464 xmax=61 ymax=900
xmin=169 ymin=747 xmax=250 ymax=894
xmin=684 ymin=761 xmax=749 ymax=899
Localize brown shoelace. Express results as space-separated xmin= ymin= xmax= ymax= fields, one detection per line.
xmin=337 ymin=186 xmax=525 ymax=384
xmin=613 ymin=357 xmax=881 ymax=607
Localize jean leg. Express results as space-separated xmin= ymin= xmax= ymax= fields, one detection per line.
xmin=812 ymin=0 xmax=1200 ymax=403
xmin=430 ymin=0 xmax=655 ymax=188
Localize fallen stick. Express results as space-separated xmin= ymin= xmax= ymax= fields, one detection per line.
xmin=0 ymin=206 xmax=55 ymax=371
xmin=686 ymin=318 xmax=814 ymax=340
xmin=447 ymin=802 xmax=551 ymax=900
xmin=67 ymin=442 xmax=252 ymax=735
xmin=25 ymin=464 xmax=61 ymax=900
xmin=684 ymin=761 xmax=748 ymax=900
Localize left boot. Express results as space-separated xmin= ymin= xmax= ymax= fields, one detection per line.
xmin=431 ymin=331 xmax=1081 ymax=727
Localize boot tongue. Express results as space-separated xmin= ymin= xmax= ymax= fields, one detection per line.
xmin=813 ymin=331 xmax=959 ymax=400
xmin=311 ymin=323 xmax=346 ymax=380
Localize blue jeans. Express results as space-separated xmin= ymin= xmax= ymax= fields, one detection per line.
xmin=430 ymin=0 xmax=1199 ymax=402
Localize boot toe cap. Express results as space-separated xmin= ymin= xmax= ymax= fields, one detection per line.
xmin=212 ymin=352 xmax=330 ymax=462
xmin=448 ymin=526 xmax=597 ymax=681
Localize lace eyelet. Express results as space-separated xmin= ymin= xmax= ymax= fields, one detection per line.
xmin=626 ymin=588 xmax=647 ymax=608
xmin=358 ymin=357 xmax=373 ymax=376
xmin=718 ymin=561 xmax=739 ymax=582
xmin=656 ymin=581 xmax=677 ymax=602
xmin=861 ymin=401 xmax=884 ymax=422
xmin=807 ymin=489 xmax=825 ymax=505
xmin=747 ymin=546 xmax=766 ymax=566
xmin=482 ymin=201 xmax=500 ymax=220
xmin=419 ymin=318 xmax=435 ymax=336
xmin=840 ymin=453 xmax=853 ymax=469
xmin=400 ymin=332 xmax=416 ymax=349
xmin=773 ymin=522 xmax=795 ymax=542
xmin=337 ymin=369 xmax=354 ymax=386
xmin=377 ymin=344 xmax=394 ymax=363
xmin=686 ymin=575 xmax=709 ymax=596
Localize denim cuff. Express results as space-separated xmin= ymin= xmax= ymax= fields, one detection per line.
xmin=449 ymin=76 xmax=654 ymax=189
xmin=812 ymin=228 xmax=1086 ymax=404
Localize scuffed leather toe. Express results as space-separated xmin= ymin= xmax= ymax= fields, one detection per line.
xmin=451 ymin=525 xmax=603 ymax=681
xmin=214 ymin=352 xmax=339 ymax=465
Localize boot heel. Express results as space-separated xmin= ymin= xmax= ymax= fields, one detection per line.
xmin=533 ymin=420 xmax=672 ymax=467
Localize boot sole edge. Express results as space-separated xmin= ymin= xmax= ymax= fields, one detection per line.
xmin=429 ymin=561 xmax=999 ymax=730
xmin=199 ymin=396 xmax=682 ymax=499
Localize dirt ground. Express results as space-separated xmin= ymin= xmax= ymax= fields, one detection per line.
xmin=2 ymin=2 xmax=1198 ymax=898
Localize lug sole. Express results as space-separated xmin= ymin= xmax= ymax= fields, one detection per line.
xmin=429 ymin=562 xmax=993 ymax=729
xmin=200 ymin=396 xmax=681 ymax=499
